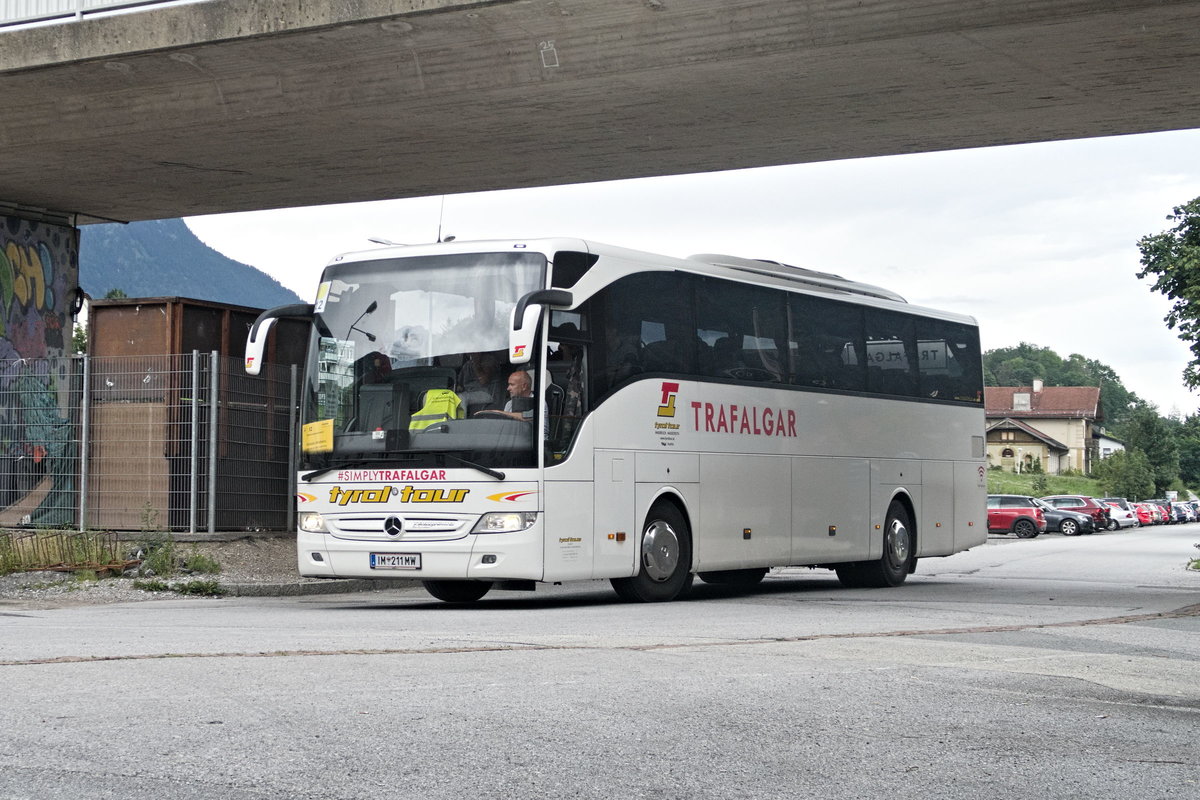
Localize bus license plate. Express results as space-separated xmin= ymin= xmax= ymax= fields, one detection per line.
xmin=370 ymin=553 xmax=421 ymax=570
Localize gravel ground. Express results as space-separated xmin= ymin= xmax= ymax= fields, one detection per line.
xmin=0 ymin=535 xmax=312 ymax=609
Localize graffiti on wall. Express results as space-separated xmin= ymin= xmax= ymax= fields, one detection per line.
xmin=0 ymin=216 xmax=80 ymax=527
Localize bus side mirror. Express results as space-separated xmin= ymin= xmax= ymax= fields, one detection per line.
xmin=245 ymin=303 xmax=314 ymax=375
xmin=509 ymin=289 xmax=572 ymax=365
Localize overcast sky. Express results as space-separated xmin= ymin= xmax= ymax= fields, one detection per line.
xmin=186 ymin=128 xmax=1200 ymax=416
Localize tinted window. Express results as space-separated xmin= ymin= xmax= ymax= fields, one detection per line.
xmin=1000 ymin=496 xmax=1032 ymax=508
xmin=916 ymin=317 xmax=983 ymax=404
xmin=696 ymin=277 xmax=786 ymax=383
xmin=590 ymin=271 xmax=697 ymax=402
xmin=788 ymin=294 xmax=865 ymax=391
xmin=864 ymin=309 xmax=917 ymax=397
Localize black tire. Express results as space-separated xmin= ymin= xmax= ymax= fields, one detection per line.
xmin=836 ymin=501 xmax=913 ymax=588
xmin=698 ymin=568 xmax=768 ymax=586
xmin=611 ymin=501 xmax=694 ymax=602
xmin=1107 ymin=518 xmax=1119 ymax=532
xmin=1060 ymin=518 xmax=1079 ymax=537
xmin=1013 ymin=518 xmax=1038 ymax=539
xmin=422 ymin=579 xmax=492 ymax=603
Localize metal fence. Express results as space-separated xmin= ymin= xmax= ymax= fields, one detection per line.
xmin=0 ymin=353 xmax=298 ymax=533
xmin=0 ymin=0 xmax=206 ymax=28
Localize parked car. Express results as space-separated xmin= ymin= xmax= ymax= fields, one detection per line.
xmin=1131 ymin=502 xmax=1156 ymax=526
xmin=1040 ymin=495 xmax=1111 ymax=531
xmin=1032 ymin=498 xmax=1093 ymax=536
xmin=1101 ymin=498 xmax=1139 ymax=529
xmin=1146 ymin=499 xmax=1175 ymax=523
xmin=987 ymin=494 xmax=1048 ymax=538
xmin=1171 ymin=501 xmax=1196 ymax=523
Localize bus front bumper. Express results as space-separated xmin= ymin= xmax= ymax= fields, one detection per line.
xmin=296 ymin=524 xmax=544 ymax=582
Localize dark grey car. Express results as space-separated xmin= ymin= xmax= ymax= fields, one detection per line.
xmin=1033 ymin=498 xmax=1094 ymax=536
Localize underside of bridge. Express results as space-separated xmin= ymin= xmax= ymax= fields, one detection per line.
xmin=1 ymin=0 xmax=1198 ymax=224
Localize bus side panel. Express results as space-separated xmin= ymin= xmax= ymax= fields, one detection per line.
xmin=696 ymin=454 xmax=790 ymax=570
xmin=543 ymin=480 xmax=595 ymax=582
xmin=955 ymin=460 xmax=988 ymax=551
xmin=790 ymin=456 xmax=871 ymax=564
xmin=919 ymin=460 xmax=956 ymax=556
xmin=594 ymin=450 xmax=638 ymax=579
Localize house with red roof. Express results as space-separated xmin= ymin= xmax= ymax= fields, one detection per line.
xmin=984 ymin=380 xmax=1102 ymax=474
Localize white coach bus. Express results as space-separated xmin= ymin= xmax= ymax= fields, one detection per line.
xmin=246 ymin=238 xmax=987 ymax=603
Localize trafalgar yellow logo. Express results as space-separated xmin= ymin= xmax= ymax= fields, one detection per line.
xmin=658 ymin=381 xmax=679 ymax=417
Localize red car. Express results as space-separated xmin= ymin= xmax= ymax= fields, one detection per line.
xmin=1131 ymin=503 xmax=1155 ymax=526
xmin=987 ymin=494 xmax=1048 ymax=538
xmin=1040 ymin=495 xmax=1112 ymax=530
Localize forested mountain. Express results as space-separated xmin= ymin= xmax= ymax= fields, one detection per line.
xmin=79 ymin=218 xmax=300 ymax=308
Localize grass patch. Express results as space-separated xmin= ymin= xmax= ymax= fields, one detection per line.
xmin=987 ymin=470 xmax=1106 ymax=497
xmin=133 ymin=578 xmax=225 ymax=596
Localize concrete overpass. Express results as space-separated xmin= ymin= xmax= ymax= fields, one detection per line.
xmin=2 ymin=0 xmax=1199 ymax=225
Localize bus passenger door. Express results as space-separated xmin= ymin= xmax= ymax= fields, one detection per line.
xmin=594 ymin=450 xmax=637 ymax=578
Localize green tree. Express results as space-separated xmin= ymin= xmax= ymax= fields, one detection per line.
xmin=1175 ymin=413 xmax=1200 ymax=487
xmin=1091 ymin=449 xmax=1155 ymax=501
xmin=1137 ymin=197 xmax=1200 ymax=388
xmin=71 ymin=323 xmax=87 ymax=354
xmin=1117 ymin=407 xmax=1180 ymax=494
xmin=103 ymin=288 xmax=128 ymax=299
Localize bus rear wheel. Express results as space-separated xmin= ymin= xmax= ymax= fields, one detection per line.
xmin=835 ymin=501 xmax=913 ymax=589
xmin=422 ymin=580 xmax=492 ymax=603
xmin=611 ymin=501 xmax=694 ymax=602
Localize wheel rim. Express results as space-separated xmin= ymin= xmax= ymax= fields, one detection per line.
xmin=1062 ymin=521 xmax=1076 ymax=536
xmin=885 ymin=517 xmax=911 ymax=566
xmin=641 ymin=519 xmax=681 ymax=582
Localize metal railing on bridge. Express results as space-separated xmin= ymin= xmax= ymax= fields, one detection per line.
xmin=0 ymin=0 xmax=207 ymax=28
xmin=0 ymin=353 xmax=298 ymax=533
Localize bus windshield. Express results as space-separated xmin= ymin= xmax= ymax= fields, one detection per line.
xmin=299 ymin=251 xmax=547 ymax=472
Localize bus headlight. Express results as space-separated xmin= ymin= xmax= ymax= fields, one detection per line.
xmin=298 ymin=512 xmax=327 ymax=533
xmin=472 ymin=511 xmax=538 ymax=534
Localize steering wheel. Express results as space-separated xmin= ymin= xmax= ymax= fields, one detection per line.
xmin=474 ymin=409 xmax=511 ymax=418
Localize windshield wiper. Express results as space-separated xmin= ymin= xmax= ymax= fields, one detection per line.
xmin=436 ymin=453 xmax=505 ymax=481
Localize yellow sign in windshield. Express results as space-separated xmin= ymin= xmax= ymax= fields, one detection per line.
xmin=302 ymin=418 xmax=334 ymax=453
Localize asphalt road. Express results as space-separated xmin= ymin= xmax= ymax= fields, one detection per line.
xmin=1 ymin=524 xmax=1197 ymax=800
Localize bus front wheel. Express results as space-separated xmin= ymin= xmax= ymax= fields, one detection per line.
xmin=835 ymin=501 xmax=913 ymax=589
xmin=422 ymin=580 xmax=492 ymax=603
xmin=611 ymin=501 xmax=694 ymax=603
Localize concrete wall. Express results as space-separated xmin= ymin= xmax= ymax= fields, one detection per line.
xmin=0 ymin=215 xmax=82 ymax=527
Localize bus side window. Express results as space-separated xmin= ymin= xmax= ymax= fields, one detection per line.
xmin=789 ymin=295 xmax=865 ymax=391
xmin=864 ymin=309 xmax=917 ymax=397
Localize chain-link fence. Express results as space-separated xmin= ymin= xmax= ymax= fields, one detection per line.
xmin=0 ymin=353 xmax=297 ymax=532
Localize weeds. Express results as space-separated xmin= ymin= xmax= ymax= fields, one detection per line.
xmin=133 ymin=535 xmax=222 ymax=577
xmin=0 ymin=529 xmax=124 ymax=576
xmin=133 ymin=578 xmax=225 ymax=596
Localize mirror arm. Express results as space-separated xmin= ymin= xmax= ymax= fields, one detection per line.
xmin=513 ymin=290 xmax=573 ymax=331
